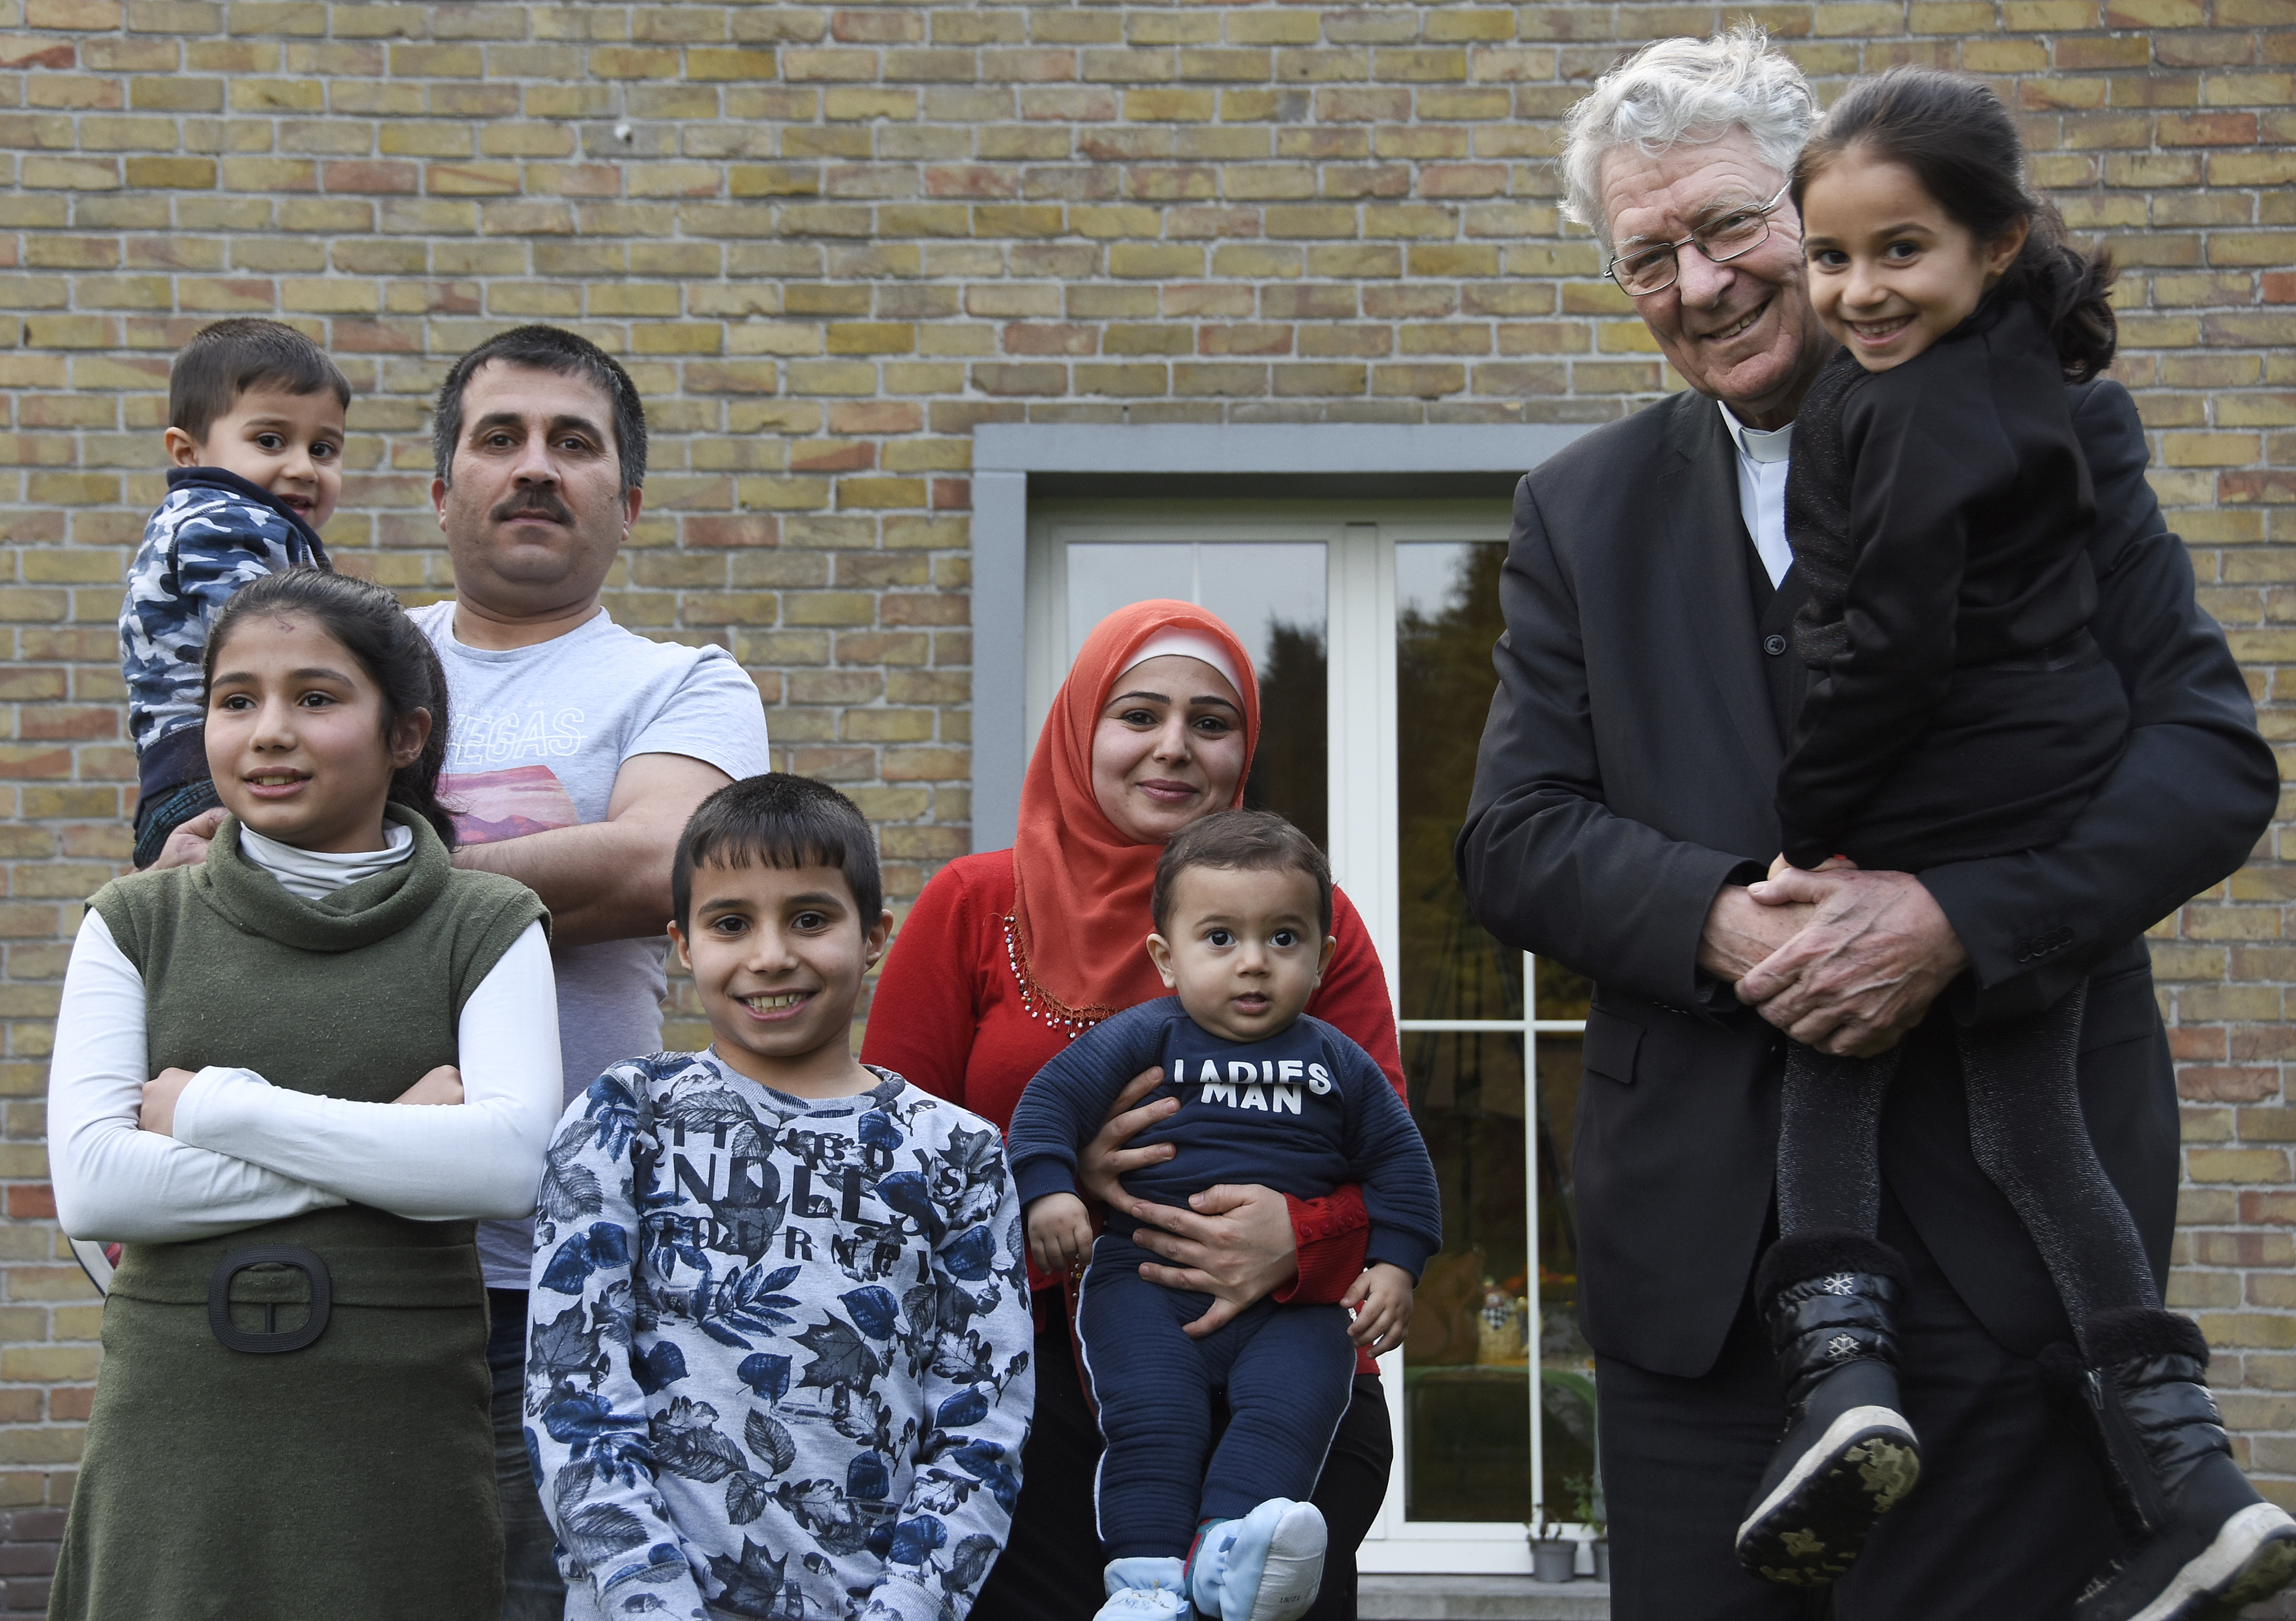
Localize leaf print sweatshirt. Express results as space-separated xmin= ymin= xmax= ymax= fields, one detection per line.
xmin=526 ymin=1051 xmax=1036 ymax=1621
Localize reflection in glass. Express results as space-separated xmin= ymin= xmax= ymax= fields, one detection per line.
xmin=1063 ymin=541 xmax=1327 ymax=851
xmin=1401 ymin=1031 xmax=1534 ymax=1523
xmin=1395 ymin=542 xmax=1595 ymax=1524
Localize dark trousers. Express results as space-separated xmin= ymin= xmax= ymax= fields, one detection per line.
xmin=1079 ymin=1239 xmax=1359 ymax=1558
xmin=1597 ymin=1195 xmax=2120 ymax=1621
xmin=488 ymin=1289 xmax=569 ymax=1621
xmin=975 ymin=1286 xmax=1394 ymax=1620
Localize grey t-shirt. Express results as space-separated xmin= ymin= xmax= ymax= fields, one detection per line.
xmin=411 ymin=602 xmax=771 ymax=1288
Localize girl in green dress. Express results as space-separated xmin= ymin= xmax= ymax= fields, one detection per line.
xmin=47 ymin=570 xmax=562 ymax=1621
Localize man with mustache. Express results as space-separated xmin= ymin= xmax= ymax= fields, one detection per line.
xmin=1455 ymin=30 xmax=2274 ymax=1621
xmin=413 ymin=325 xmax=771 ymax=1619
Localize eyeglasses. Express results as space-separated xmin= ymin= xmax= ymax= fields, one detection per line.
xmin=1605 ymin=181 xmax=1793 ymax=296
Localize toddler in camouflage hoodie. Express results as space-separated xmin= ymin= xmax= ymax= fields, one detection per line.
xmin=120 ymin=318 xmax=348 ymax=867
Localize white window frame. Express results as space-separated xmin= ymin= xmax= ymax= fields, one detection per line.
xmin=1021 ymin=504 xmax=1590 ymax=1576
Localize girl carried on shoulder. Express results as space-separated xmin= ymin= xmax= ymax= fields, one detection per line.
xmin=46 ymin=569 xmax=562 ymax=1621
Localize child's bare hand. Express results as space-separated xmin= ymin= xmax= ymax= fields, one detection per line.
xmin=1026 ymin=1193 xmax=1095 ymax=1276
xmin=1343 ymin=1262 xmax=1415 ymax=1354
xmin=393 ymin=1064 xmax=464 ymax=1106
xmin=139 ymin=1067 xmax=200 ymax=1137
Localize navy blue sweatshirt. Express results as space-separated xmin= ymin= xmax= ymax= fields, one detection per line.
xmin=1006 ymin=998 xmax=1442 ymax=1281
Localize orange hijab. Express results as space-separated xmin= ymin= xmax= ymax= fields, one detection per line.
xmin=1007 ymin=600 xmax=1261 ymax=1031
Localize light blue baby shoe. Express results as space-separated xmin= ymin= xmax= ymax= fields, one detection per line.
xmin=1186 ymin=1497 xmax=1328 ymax=1621
xmin=1096 ymin=1555 xmax=1192 ymax=1620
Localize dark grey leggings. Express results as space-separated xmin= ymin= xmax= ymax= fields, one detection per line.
xmin=1776 ymin=984 xmax=2159 ymax=1349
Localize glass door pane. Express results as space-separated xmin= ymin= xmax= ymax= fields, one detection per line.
xmin=1063 ymin=540 xmax=1328 ymax=850
xmin=1393 ymin=541 xmax=1558 ymax=1522
xmin=1401 ymin=1025 xmax=1530 ymax=1522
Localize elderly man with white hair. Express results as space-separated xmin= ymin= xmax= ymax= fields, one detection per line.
xmin=1458 ymin=28 xmax=2277 ymax=1620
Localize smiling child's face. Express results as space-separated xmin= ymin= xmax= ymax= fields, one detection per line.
xmin=204 ymin=611 xmax=424 ymax=855
xmin=1146 ymin=863 xmax=1336 ymax=1044
xmin=669 ymin=858 xmax=893 ymax=1099
xmin=1799 ymin=146 xmax=2027 ymax=375
xmin=170 ymin=384 xmax=347 ymax=530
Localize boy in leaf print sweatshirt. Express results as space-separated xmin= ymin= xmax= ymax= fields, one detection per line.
xmin=527 ymin=776 xmax=1034 ymax=1621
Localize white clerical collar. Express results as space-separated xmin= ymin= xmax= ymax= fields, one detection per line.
xmin=1718 ymin=400 xmax=1794 ymax=463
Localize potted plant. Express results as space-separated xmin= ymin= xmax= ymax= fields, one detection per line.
xmin=1529 ymin=1511 xmax=1578 ymax=1583
xmin=1566 ymin=1471 xmax=1609 ymax=1583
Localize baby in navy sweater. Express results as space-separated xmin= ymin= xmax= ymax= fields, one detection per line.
xmin=1008 ymin=810 xmax=1440 ymax=1621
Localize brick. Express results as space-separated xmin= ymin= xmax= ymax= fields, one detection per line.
xmin=1124 ymin=88 xmax=1217 ymax=122
xmin=22 ymin=157 xmax=120 ymax=191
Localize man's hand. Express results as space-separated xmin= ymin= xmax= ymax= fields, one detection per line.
xmin=1736 ymin=866 xmax=1969 ymax=1056
xmin=1697 ymin=884 xmax=1815 ymax=983
xmin=148 ymin=808 xmax=224 ymax=871
xmin=393 ymin=1064 xmax=465 ymax=1106
xmin=1077 ymin=1066 xmax=1178 ymax=1206
xmin=1026 ymin=1192 xmax=1095 ymax=1276
xmin=140 ymin=1067 xmax=199 ymax=1136
xmin=1119 ymin=1183 xmax=1300 ymax=1340
xmin=1343 ymin=1262 xmax=1415 ymax=1355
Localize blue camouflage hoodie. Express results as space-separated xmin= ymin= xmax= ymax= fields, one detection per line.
xmin=120 ymin=466 xmax=330 ymax=799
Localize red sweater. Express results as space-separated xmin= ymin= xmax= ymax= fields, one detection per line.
xmin=861 ymin=850 xmax=1402 ymax=1365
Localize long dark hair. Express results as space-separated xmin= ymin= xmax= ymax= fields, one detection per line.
xmin=203 ymin=570 xmax=457 ymax=848
xmin=1792 ymin=67 xmax=2117 ymax=383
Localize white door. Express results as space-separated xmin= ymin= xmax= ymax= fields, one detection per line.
xmin=1025 ymin=500 xmax=1595 ymax=1575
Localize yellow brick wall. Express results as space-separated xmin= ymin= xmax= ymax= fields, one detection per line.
xmin=0 ymin=0 xmax=2287 ymax=1600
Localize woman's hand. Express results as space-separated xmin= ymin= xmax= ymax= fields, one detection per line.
xmin=393 ymin=1065 xmax=464 ymax=1106
xmin=1076 ymin=1065 xmax=1178 ymax=1206
xmin=138 ymin=1067 xmax=200 ymax=1137
xmin=1026 ymin=1192 xmax=1095 ymax=1277
xmin=1118 ymin=1183 xmax=1299 ymax=1340
xmin=1344 ymin=1262 xmax=1415 ymax=1356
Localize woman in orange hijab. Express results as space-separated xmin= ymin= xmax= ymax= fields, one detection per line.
xmin=863 ymin=601 xmax=1407 ymax=1621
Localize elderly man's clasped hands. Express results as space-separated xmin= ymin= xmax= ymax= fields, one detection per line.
xmin=1704 ymin=867 xmax=1969 ymax=1058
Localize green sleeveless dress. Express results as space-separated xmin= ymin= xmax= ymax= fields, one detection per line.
xmin=49 ymin=809 xmax=547 ymax=1621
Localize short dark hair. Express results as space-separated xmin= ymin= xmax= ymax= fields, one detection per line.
xmin=431 ymin=324 xmax=647 ymax=496
xmin=1152 ymin=809 xmax=1333 ymax=937
xmin=673 ymin=773 xmax=882 ymax=933
xmin=170 ymin=319 xmax=351 ymax=444
xmin=1793 ymin=67 xmax=2116 ymax=384
xmin=205 ymin=569 xmax=456 ymax=849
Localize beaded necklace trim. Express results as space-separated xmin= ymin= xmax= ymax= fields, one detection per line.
xmin=1001 ymin=913 xmax=1112 ymax=1039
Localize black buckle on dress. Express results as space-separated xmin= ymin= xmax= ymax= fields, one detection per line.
xmin=206 ymin=1245 xmax=332 ymax=1354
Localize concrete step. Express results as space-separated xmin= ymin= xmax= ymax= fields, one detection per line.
xmin=1358 ymin=1575 xmax=1612 ymax=1620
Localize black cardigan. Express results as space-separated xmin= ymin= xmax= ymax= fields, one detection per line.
xmin=1776 ymin=296 xmax=2123 ymax=869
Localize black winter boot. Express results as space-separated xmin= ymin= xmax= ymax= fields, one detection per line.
xmin=1734 ymin=1230 xmax=1923 ymax=1586
xmin=2073 ymin=1308 xmax=2296 ymax=1621
xmin=2038 ymin=1341 xmax=2152 ymax=1548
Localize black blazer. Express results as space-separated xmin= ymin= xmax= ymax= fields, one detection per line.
xmin=1456 ymin=380 xmax=2276 ymax=1377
